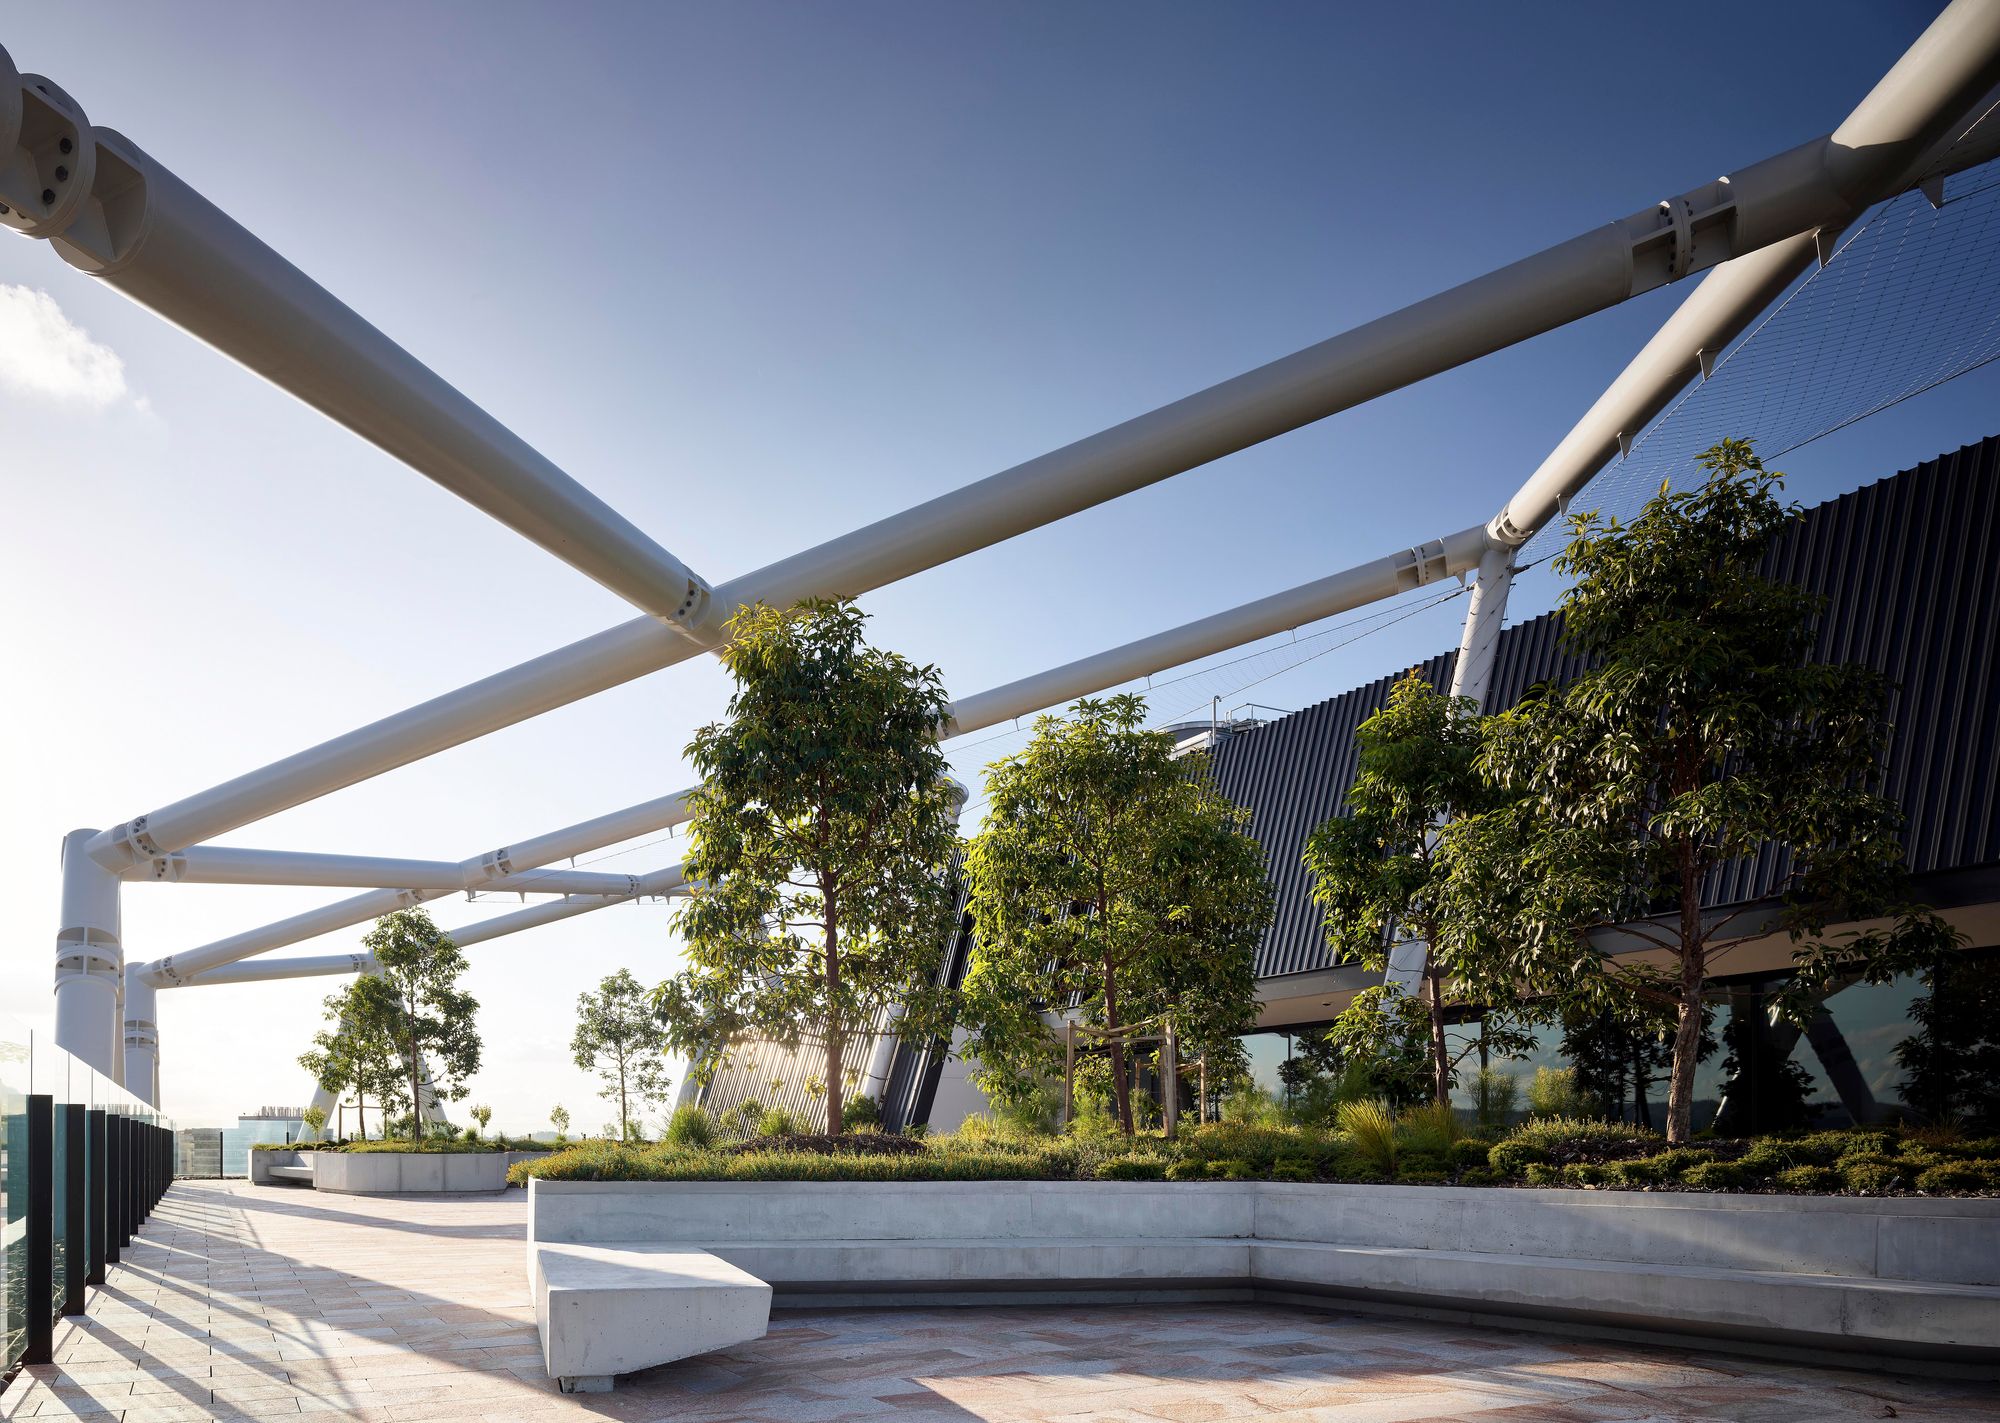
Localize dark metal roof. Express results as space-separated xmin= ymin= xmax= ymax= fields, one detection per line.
xmin=1211 ymin=433 xmax=2000 ymax=981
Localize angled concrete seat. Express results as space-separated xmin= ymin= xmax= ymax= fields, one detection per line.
xmin=530 ymin=1243 xmax=772 ymax=1393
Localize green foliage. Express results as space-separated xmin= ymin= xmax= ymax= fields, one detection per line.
xmin=1524 ymin=1067 xmax=1600 ymax=1121
xmin=1842 ymin=1158 xmax=1903 ymax=1193
xmin=300 ymin=978 xmax=408 ymax=1134
xmin=757 ymin=1106 xmax=801 ymax=1137
xmin=1896 ymin=955 xmax=2000 ymax=1132
xmin=1558 ymin=1003 xmax=1707 ymax=1131
xmin=360 ymin=909 xmax=482 ymax=1129
xmin=1439 ymin=442 xmax=1961 ymax=1144
xmin=962 ymin=695 xmax=1272 ymax=1135
xmin=1398 ymin=1100 xmax=1461 ymax=1155
xmin=549 ymin=1105 xmax=570 ymax=1141
xmin=1095 ymin=1156 xmax=1167 ymax=1181
xmin=664 ymin=1105 xmax=717 ymax=1149
xmin=1469 ymin=1067 xmax=1517 ymax=1136
xmin=1335 ymin=1099 xmax=1399 ymax=1175
xmin=573 ymin=968 xmax=674 ymax=1143
xmin=1775 ymin=1165 xmax=1840 ymax=1192
xmin=1488 ymin=1117 xmax=1661 ymax=1177
xmin=1681 ymin=1160 xmax=1750 ymax=1190
xmin=1320 ymin=988 xmax=1450 ymax=1110
xmin=1218 ymin=1080 xmax=1287 ymax=1128
xmin=1304 ymin=674 xmax=1537 ymax=1104
xmin=299 ymin=1105 xmax=327 ymax=1141
xmin=842 ymin=1094 xmax=881 ymax=1130
xmin=656 ymin=598 xmax=962 ymax=1136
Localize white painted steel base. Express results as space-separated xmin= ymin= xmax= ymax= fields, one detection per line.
xmin=530 ymin=1243 xmax=771 ymax=1392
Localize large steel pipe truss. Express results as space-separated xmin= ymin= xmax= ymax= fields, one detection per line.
xmin=13 ymin=0 xmax=2000 ymax=1099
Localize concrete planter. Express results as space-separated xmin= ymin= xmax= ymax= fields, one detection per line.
xmin=248 ymin=1148 xmax=303 ymax=1185
xmin=313 ymin=1149 xmax=511 ymax=1194
xmin=526 ymin=1178 xmax=2000 ymax=1373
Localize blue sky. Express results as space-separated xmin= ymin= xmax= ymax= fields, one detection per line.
xmin=4 ymin=2 xmax=1996 ymax=1130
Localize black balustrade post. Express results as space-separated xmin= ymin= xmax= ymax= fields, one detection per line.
xmin=63 ymin=1103 xmax=88 ymax=1315
xmin=26 ymin=1094 xmax=54 ymax=1365
xmin=104 ymin=1113 xmax=123 ymax=1263
xmin=87 ymin=1109 xmax=107 ymax=1281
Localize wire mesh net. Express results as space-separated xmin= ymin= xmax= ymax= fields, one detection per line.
xmin=1522 ymin=144 xmax=2000 ymax=561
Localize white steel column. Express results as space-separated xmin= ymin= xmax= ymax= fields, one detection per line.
xmin=1447 ymin=542 xmax=1515 ymax=709
xmin=122 ymin=968 xmax=160 ymax=1108
xmin=54 ymin=829 xmax=123 ymax=1075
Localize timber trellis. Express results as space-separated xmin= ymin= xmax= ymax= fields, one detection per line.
xmin=8 ymin=2 xmax=2000 ymax=1112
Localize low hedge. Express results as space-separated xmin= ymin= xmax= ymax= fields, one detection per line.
xmin=255 ymin=1136 xmax=556 ymax=1154
xmin=506 ymin=1118 xmax=2000 ymax=1195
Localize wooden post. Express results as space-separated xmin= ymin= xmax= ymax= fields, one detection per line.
xmin=1063 ymin=1019 xmax=1076 ymax=1128
xmin=1198 ymin=1055 xmax=1209 ymax=1125
xmin=1163 ymin=1022 xmax=1179 ymax=1140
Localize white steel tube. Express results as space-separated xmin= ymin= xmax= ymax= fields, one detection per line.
xmin=130 ymin=845 xmax=642 ymax=896
xmin=0 ymin=62 xmax=712 ymax=628
xmin=1447 ymin=544 xmax=1514 ymax=709
xmin=71 ymin=2 xmax=2000 ymax=872
xmin=121 ymin=968 xmax=159 ymax=1107
xmin=53 ymin=828 xmax=123 ymax=1076
xmin=179 ymin=864 xmax=689 ymax=987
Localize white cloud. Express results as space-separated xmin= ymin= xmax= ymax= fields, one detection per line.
xmin=0 ymin=283 xmax=130 ymax=407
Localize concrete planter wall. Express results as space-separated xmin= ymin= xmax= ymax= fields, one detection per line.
xmin=527 ymin=1178 xmax=2000 ymax=1373
xmin=314 ymin=1150 xmax=511 ymax=1194
xmin=248 ymin=1148 xmax=302 ymax=1185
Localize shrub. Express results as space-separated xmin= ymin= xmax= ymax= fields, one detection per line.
xmin=1525 ymin=1067 xmax=1599 ymax=1120
xmin=1447 ymin=1138 xmax=1492 ymax=1173
xmin=1269 ymin=1163 xmax=1313 ymax=1183
xmin=1457 ymin=1167 xmax=1497 ymax=1187
xmin=1774 ymin=1165 xmax=1840 ymax=1193
xmin=1914 ymin=1162 xmax=1985 ymax=1193
xmin=1336 ymin=1099 xmax=1399 ymax=1174
xmin=1488 ymin=1117 xmax=1661 ymax=1177
xmin=757 ymin=1106 xmax=799 ymax=1138
xmin=664 ymin=1106 xmax=716 ymax=1149
xmin=1096 ymin=1156 xmax=1166 ymax=1181
xmin=842 ymin=1095 xmax=881 ymax=1130
xmin=1397 ymin=1150 xmax=1448 ymax=1179
xmin=1841 ymin=1156 xmax=1902 ymax=1194
xmin=1522 ymin=1162 xmax=1562 ymax=1187
xmin=1682 ymin=1160 xmax=1749 ymax=1190
xmin=1399 ymin=1169 xmax=1449 ymax=1185
xmin=1562 ymin=1163 xmax=1609 ymax=1187
xmin=1165 ymin=1159 xmax=1208 ymax=1182
xmin=1398 ymin=1101 xmax=1461 ymax=1155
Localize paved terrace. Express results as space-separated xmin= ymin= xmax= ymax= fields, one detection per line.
xmin=4 ymin=1180 xmax=1997 ymax=1422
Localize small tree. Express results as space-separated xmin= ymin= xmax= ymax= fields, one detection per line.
xmin=961 ymin=695 xmax=1272 ymax=1134
xmin=655 ymin=599 xmax=962 ymax=1135
xmin=1303 ymin=674 xmax=1537 ymax=1105
xmin=549 ymin=1104 xmax=570 ymax=1141
xmin=300 ymin=981 xmax=406 ymax=1139
xmin=1439 ymin=442 xmax=1960 ymax=1143
xmin=299 ymin=1105 xmax=327 ymax=1143
xmin=572 ymin=968 xmax=673 ymax=1142
xmin=346 ymin=909 xmax=482 ymax=1141
xmin=468 ymin=1104 xmax=492 ymax=1139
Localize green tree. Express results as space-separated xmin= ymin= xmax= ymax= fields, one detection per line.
xmin=1558 ymin=1003 xmax=1712 ymax=1131
xmin=299 ymin=1105 xmax=327 ymax=1143
xmin=961 ymin=695 xmax=1273 ymax=1134
xmin=549 ymin=1104 xmax=570 ymax=1141
xmin=1439 ymin=441 xmax=1960 ymax=1143
xmin=655 ymin=599 xmax=962 ymax=1136
xmin=346 ymin=909 xmax=482 ymax=1141
xmin=300 ymin=981 xmax=406 ymax=1139
xmin=572 ymin=968 xmax=674 ymax=1141
xmin=468 ymin=1104 xmax=492 ymax=1138
xmin=1303 ymin=674 xmax=1537 ymax=1104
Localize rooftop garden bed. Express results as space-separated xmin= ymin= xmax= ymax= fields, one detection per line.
xmin=254 ymin=1135 xmax=555 ymax=1154
xmin=508 ymin=1113 xmax=2000 ymax=1195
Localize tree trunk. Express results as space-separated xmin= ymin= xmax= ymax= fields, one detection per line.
xmin=1103 ymin=957 xmax=1134 ymax=1135
xmin=1424 ymin=967 xmax=1451 ymax=1106
xmin=618 ymin=1058 xmax=629 ymax=1142
xmin=824 ymin=911 xmax=844 ymax=1137
xmin=1664 ymin=868 xmax=1707 ymax=1145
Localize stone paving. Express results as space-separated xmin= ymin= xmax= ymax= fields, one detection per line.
xmin=4 ymin=1180 xmax=1997 ymax=1422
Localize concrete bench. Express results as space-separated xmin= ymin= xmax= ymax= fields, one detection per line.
xmin=529 ymin=1243 xmax=772 ymax=1393
xmin=266 ymin=1164 xmax=315 ymax=1183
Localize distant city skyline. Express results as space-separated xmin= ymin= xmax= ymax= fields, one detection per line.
xmin=5 ymin=1 xmax=1997 ymax=1130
